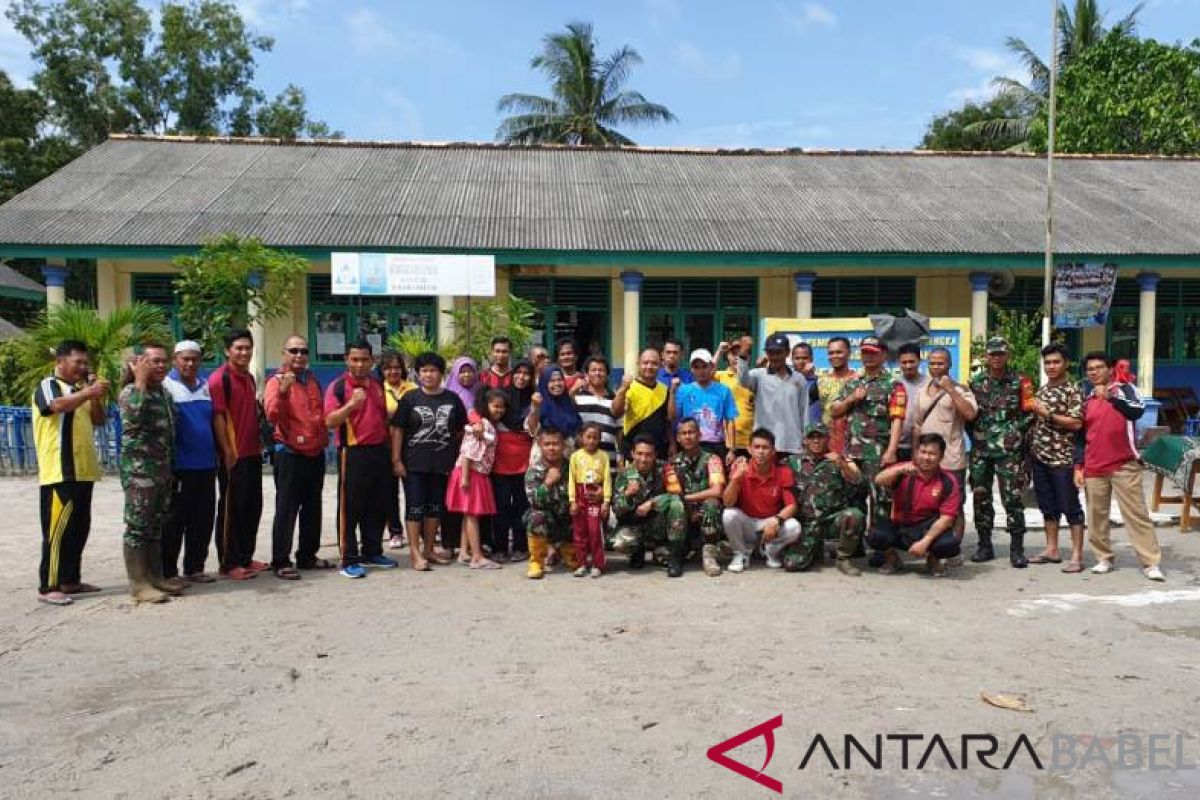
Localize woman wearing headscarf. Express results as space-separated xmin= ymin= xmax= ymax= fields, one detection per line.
xmin=491 ymin=360 xmax=536 ymax=561
xmin=440 ymin=356 xmax=480 ymax=557
xmin=531 ymin=365 xmax=582 ymax=442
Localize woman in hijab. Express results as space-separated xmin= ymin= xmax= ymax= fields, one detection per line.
xmin=532 ymin=365 xmax=582 ymax=442
xmin=446 ymin=356 xmax=480 ymax=417
xmin=491 ymin=359 xmax=536 ymax=562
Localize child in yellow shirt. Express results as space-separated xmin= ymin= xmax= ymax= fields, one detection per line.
xmin=569 ymin=423 xmax=612 ymax=577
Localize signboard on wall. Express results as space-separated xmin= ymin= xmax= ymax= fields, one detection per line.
xmin=330 ymin=253 xmax=496 ymax=297
xmin=1053 ymin=262 xmax=1118 ymax=328
xmin=760 ymin=317 xmax=973 ymax=383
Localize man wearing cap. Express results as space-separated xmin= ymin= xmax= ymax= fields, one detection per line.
xmin=829 ymin=335 xmax=906 ymax=524
xmin=162 ymin=341 xmax=219 ymax=583
xmin=669 ymin=348 xmax=738 ymax=463
xmin=783 ymin=423 xmax=867 ymax=574
xmin=735 ymin=333 xmax=812 ymax=456
xmin=264 ymin=335 xmax=329 ymax=580
xmin=968 ymin=336 xmax=1036 ymax=567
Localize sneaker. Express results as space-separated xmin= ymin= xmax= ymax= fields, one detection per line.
xmin=340 ymin=563 xmax=367 ymax=579
xmin=1091 ymin=560 xmax=1115 ymax=574
xmin=590 ymin=567 xmax=602 ymax=578
xmin=388 ymin=535 xmax=405 ymax=550
xmin=224 ymin=566 xmax=258 ymax=581
xmin=574 ymin=565 xmax=588 ymax=577
xmin=728 ymin=553 xmax=747 ymax=573
xmin=365 ymin=555 xmax=398 ymax=569
xmin=1143 ymin=564 xmax=1166 ymax=582
xmin=764 ymin=541 xmax=784 ymax=569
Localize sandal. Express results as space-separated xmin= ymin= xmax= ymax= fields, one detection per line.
xmin=1061 ymin=561 xmax=1084 ymax=573
xmin=274 ymin=566 xmax=301 ymax=581
xmin=411 ymin=557 xmax=431 ymax=571
xmin=61 ymin=582 xmax=102 ymax=594
xmin=1029 ymin=553 xmax=1063 ymax=564
xmin=470 ymin=559 xmax=501 ymax=570
xmin=299 ymin=558 xmax=336 ymax=570
xmin=38 ymin=591 xmax=73 ymax=606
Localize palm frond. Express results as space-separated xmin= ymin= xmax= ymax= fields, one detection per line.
xmin=1004 ymin=35 xmax=1051 ymax=97
xmin=964 ymin=116 xmax=1032 ymax=144
xmin=599 ymin=92 xmax=678 ymax=126
xmin=496 ymin=92 xmax=561 ymax=115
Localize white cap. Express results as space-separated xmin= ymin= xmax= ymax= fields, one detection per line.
xmin=174 ymin=340 xmax=202 ymax=355
xmin=689 ymin=348 xmax=714 ymax=365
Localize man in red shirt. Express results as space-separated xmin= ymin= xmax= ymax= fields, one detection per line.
xmin=325 ymin=339 xmax=397 ymax=579
xmin=1076 ymin=352 xmax=1164 ymax=581
xmin=478 ymin=336 xmax=514 ymax=390
xmin=720 ymin=428 xmax=801 ymax=572
xmin=208 ymin=328 xmax=264 ymax=581
xmin=264 ymin=335 xmax=329 ymax=580
xmin=868 ymin=433 xmax=962 ymax=576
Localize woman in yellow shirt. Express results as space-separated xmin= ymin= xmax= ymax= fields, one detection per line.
xmin=380 ymin=351 xmax=416 ymax=549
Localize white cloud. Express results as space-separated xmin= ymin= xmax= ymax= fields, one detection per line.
xmin=945 ymin=44 xmax=1027 ymax=105
xmin=683 ymin=119 xmax=834 ymax=148
xmin=344 ymin=8 xmax=460 ymax=61
xmin=673 ymin=42 xmax=742 ymax=82
xmin=646 ymin=0 xmax=682 ymax=27
xmin=234 ymin=0 xmax=310 ymax=28
xmin=775 ymin=2 xmax=837 ymax=33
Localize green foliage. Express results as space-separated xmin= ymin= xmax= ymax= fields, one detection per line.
xmin=1029 ymin=33 xmax=1200 ymax=154
xmin=12 ymin=301 xmax=169 ymax=402
xmin=497 ymin=21 xmax=676 ymax=145
xmin=985 ymin=304 xmax=1061 ymax=382
xmin=0 ymin=70 xmax=82 ymax=203
xmin=172 ymin=233 xmax=307 ymax=357
xmin=919 ymin=93 xmax=1030 ymax=151
xmin=0 ymin=338 xmax=25 ymax=404
xmin=384 ymin=329 xmax=455 ymax=365
xmin=440 ymin=294 xmax=537 ymax=365
xmin=234 ymin=84 xmax=344 ymax=140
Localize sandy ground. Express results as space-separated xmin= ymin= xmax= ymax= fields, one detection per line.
xmin=2 ymin=473 xmax=1200 ymax=799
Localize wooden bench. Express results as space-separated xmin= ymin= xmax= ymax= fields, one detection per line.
xmin=1151 ymin=466 xmax=1200 ymax=532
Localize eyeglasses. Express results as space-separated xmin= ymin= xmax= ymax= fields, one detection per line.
xmin=285 ymin=348 xmax=309 ymax=356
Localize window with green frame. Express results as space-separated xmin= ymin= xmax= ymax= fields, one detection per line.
xmin=131 ymin=273 xmax=186 ymax=340
xmin=307 ymin=276 xmax=436 ymax=365
xmin=640 ymin=278 xmax=757 ymax=352
xmin=511 ymin=277 xmax=610 ymax=356
xmin=992 ymin=276 xmax=1080 ymax=354
xmin=1107 ymin=278 xmax=1200 ymax=363
xmin=811 ymin=277 xmax=915 ymax=317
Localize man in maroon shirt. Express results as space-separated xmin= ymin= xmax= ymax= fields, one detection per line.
xmin=325 ymin=339 xmax=397 ymax=579
xmin=1075 ymin=352 xmax=1164 ymax=581
xmin=479 ymin=336 xmax=514 ymax=390
xmin=264 ymin=334 xmax=329 ymax=579
xmin=208 ymin=328 xmax=264 ymax=581
xmin=720 ymin=428 xmax=802 ymax=572
xmin=868 ymin=433 xmax=962 ymax=576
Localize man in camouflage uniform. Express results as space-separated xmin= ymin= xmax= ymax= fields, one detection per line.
xmin=611 ymin=434 xmax=687 ymax=576
xmin=667 ymin=417 xmax=727 ymax=577
xmin=119 ymin=345 xmax=186 ymax=603
xmin=523 ymin=427 xmax=579 ymax=579
xmin=830 ymin=335 xmax=906 ymax=526
xmin=968 ymin=336 xmax=1036 ymax=568
xmin=783 ymin=423 xmax=867 ymax=575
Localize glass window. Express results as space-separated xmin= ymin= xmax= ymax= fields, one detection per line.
xmin=307 ymin=276 xmax=435 ymax=364
xmin=640 ymin=279 xmax=757 ymax=351
xmin=512 ymin=277 xmax=610 ymax=356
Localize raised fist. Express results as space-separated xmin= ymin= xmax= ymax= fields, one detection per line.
xmin=349 ymin=387 xmax=366 ymax=408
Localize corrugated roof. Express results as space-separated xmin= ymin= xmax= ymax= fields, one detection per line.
xmin=0 ymin=263 xmax=45 ymax=295
xmin=0 ymin=135 xmax=1198 ymax=255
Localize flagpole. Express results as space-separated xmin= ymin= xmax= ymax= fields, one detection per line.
xmin=1041 ymin=0 xmax=1059 ymax=379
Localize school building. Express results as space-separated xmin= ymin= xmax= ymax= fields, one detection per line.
xmin=0 ymin=134 xmax=1198 ymax=412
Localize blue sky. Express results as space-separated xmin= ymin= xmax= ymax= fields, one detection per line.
xmin=2 ymin=0 xmax=1198 ymax=148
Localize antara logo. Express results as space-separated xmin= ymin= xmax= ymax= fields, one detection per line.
xmin=706 ymin=715 xmax=784 ymax=794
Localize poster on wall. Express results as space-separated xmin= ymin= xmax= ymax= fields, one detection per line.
xmin=760 ymin=317 xmax=972 ymax=383
xmin=1053 ymin=262 xmax=1119 ymax=328
xmin=331 ymin=252 xmax=496 ymax=297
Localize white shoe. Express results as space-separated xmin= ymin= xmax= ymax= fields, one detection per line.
xmin=1143 ymin=564 xmax=1165 ymax=582
xmin=573 ymin=566 xmax=588 ymax=578
xmin=728 ymin=553 xmax=747 ymax=573
xmin=1091 ymin=560 xmax=1115 ymax=574
xmin=764 ymin=541 xmax=784 ymax=569
xmin=590 ymin=567 xmax=602 ymax=579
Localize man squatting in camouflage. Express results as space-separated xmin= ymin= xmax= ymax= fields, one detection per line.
xmin=610 ymin=434 xmax=687 ymax=577
xmin=782 ymin=422 xmax=867 ymax=575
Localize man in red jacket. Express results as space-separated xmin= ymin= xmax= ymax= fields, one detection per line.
xmin=1075 ymin=352 xmax=1164 ymax=581
xmin=264 ymin=335 xmax=330 ymax=579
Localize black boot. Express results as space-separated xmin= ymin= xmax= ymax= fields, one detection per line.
xmin=628 ymin=547 xmax=646 ymax=570
xmin=971 ymin=533 xmax=995 ymax=563
xmin=1009 ymin=532 xmax=1028 ymax=568
xmin=667 ymin=541 xmax=685 ymax=578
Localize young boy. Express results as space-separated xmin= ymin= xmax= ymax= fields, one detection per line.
xmin=524 ymin=427 xmax=580 ymax=579
xmin=569 ymin=423 xmax=612 ymax=578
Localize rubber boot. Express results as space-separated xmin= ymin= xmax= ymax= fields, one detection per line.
xmin=527 ymin=535 xmax=546 ymax=579
xmin=701 ymin=543 xmax=722 ymax=577
xmin=146 ymin=540 xmax=186 ymax=595
xmin=1009 ymin=532 xmax=1028 ymax=569
xmin=970 ymin=532 xmax=995 ymax=563
xmin=124 ymin=545 xmax=170 ymax=604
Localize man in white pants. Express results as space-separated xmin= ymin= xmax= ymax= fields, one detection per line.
xmin=721 ymin=428 xmax=801 ymax=571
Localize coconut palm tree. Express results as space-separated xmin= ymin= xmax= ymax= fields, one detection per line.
xmin=14 ymin=301 xmax=170 ymax=403
xmin=971 ymin=0 xmax=1142 ymax=147
xmin=496 ymin=22 xmax=677 ymax=146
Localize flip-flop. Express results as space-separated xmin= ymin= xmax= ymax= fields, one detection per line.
xmin=1061 ymin=561 xmax=1084 ymax=573
xmin=1029 ymin=554 xmax=1063 ymax=564
xmin=61 ymin=582 xmax=102 ymax=594
xmin=470 ymin=560 xmax=501 ymax=570
xmin=38 ymin=591 xmax=73 ymax=606
xmin=411 ymin=560 xmax=432 ymax=571
xmin=274 ymin=567 xmax=301 ymax=580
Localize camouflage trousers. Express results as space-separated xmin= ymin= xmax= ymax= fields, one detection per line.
xmin=969 ymin=453 xmax=1026 ymax=538
xmin=121 ymin=472 xmax=172 ymax=548
xmin=525 ymin=502 xmax=572 ymax=545
xmin=855 ymin=457 xmax=891 ymax=525
xmin=686 ymin=498 xmax=732 ymax=564
xmin=783 ymin=508 xmax=866 ymax=572
xmin=611 ymin=495 xmax=687 ymax=557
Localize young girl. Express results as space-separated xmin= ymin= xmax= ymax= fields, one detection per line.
xmin=442 ymin=357 xmax=480 ymax=556
xmin=446 ymin=389 xmax=505 ymax=570
xmin=569 ymin=422 xmax=611 ymax=578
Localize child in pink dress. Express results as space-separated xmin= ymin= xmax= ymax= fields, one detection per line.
xmin=446 ymin=390 xmax=506 ymax=569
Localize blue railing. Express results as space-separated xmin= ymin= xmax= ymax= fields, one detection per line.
xmin=0 ymin=405 xmax=123 ymax=475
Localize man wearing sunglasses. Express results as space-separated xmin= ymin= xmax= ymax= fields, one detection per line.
xmin=264 ymin=335 xmax=330 ymax=579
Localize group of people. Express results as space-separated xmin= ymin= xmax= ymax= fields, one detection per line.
xmin=31 ymin=326 xmax=1166 ymax=606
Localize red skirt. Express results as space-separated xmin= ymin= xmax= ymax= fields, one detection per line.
xmin=445 ymin=465 xmax=496 ymax=516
